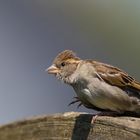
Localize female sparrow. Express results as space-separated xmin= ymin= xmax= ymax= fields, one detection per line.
xmin=47 ymin=50 xmax=140 ymax=117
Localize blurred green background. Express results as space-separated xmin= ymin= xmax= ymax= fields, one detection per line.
xmin=0 ymin=0 xmax=140 ymax=124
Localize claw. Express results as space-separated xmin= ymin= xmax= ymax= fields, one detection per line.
xmin=68 ymin=96 xmax=83 ymax=108
xmin=68 ymin=99 xmax=80 ymax=106
xmin=91 ymin=115 xmax=99 ymax=124
xmin=91 ymin=111 xmax=119 ymax=124
xmin=77 ymin=102 xmax=83 ymax=108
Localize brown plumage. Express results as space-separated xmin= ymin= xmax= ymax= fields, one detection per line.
xmin=91 ymin=60 xmax=140 ymax=90
xmin=53 ymin=50 xmax=80 ymax=67
xmin=47 ymin=50 xmax=140 ymax=116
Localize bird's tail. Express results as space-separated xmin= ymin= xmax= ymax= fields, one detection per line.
xmin=132 ymin=81 xmax=140 ymax=91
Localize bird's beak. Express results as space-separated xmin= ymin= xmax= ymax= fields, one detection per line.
xmin=46 ymin=65 xmax=59 ymax=74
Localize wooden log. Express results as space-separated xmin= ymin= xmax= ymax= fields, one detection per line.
xmin=0 ymin=112 xmax=140 ymax=140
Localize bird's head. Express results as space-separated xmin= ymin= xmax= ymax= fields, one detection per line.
xmin=47 ymin=50 xmax=80 ymax=84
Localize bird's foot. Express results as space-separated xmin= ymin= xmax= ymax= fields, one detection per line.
xmin=68 ymin=97 xmax=83 ymax=108
xmin=91 ymin=111 xmax=119 ymax=124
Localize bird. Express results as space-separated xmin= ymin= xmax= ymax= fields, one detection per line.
xmin=47 ymin=50 xmax=140 ymax=118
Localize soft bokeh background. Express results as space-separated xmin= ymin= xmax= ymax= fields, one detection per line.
xmin=0 ymin=0 xmax=140 ymax=124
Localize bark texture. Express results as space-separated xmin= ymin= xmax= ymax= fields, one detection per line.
xmin=0 ymin=112 xmax=140 ymax=140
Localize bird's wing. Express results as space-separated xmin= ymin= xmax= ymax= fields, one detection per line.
xmin=91 ymin=60 xmax=140 ymax=96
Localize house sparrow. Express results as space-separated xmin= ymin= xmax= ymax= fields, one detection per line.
xmin=47 ymin=50 xmax=140 ymax=117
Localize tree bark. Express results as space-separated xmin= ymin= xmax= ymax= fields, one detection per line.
xmin=0 ymin=112 xmax=140 ymax=140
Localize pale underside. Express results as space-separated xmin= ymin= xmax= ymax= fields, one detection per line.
xmin=70 ymin=61 xmax=140 ymax=114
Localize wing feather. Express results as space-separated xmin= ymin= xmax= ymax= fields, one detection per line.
xmin=89 ymin=60 xmax=140 ymax=96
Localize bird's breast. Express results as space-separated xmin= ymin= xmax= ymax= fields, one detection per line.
xmin=72 ymin=78 xmax=133 ymax=112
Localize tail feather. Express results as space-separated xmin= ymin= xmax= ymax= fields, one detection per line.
xmin=132 ymin=81 xmax=140 ymax=91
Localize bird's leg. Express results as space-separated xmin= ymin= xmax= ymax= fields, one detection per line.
xmin=91 ymin=114 xmax=99 ymax=124
xmin=68 ymin=97 xmax=79 ymax=106
xmin=68 ymin=97 xmax=83 ymax=108
xmin=91 ymin=111 xmax=120 ymax=124
xmin=77 ymin=102 xmax=83 ymax=108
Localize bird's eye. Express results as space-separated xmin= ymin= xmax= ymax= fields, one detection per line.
xmin=61 ymin=62 xmax=65 ymax=67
